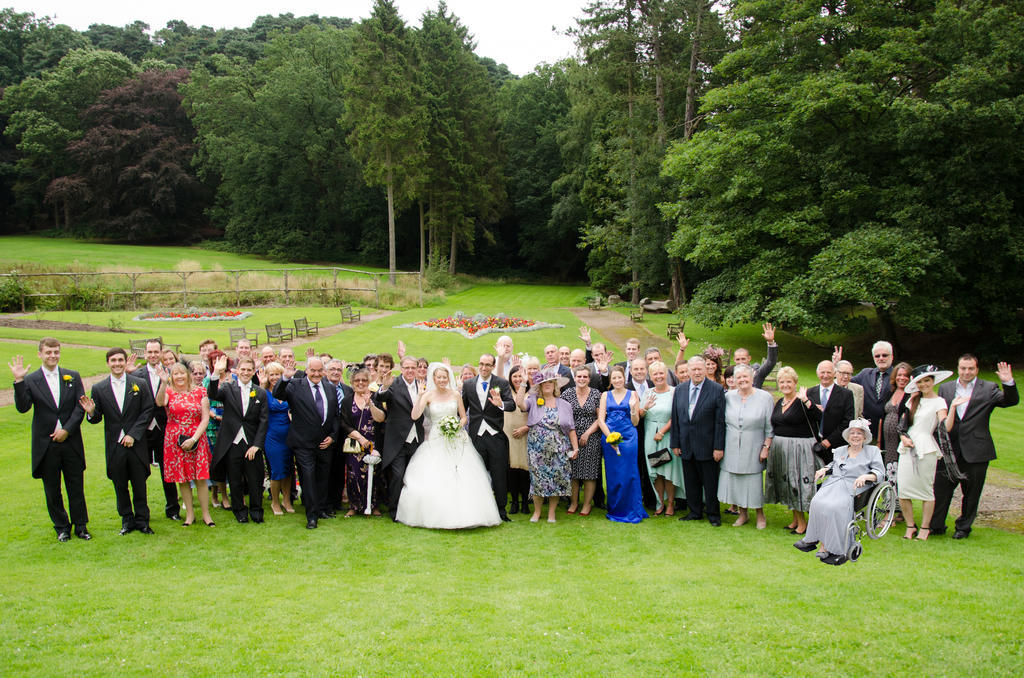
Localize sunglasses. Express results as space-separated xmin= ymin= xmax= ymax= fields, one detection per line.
xmin=874 ymin=353 xmax=891 ymax=358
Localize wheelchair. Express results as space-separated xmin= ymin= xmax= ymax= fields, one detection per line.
xmin=844 ymin=462 xmax=898 ymax=562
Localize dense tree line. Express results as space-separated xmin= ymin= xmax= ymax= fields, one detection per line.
xmin=1 ymin=2 xmax=1021 ymax=348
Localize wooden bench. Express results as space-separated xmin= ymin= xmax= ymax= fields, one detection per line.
xmin=293 ymin=317 xmax=319 ymax=337
xmin=265 ymin=322 xmax=293 ymax=343
xmin=666 ymin=319 xmax=685 ymax=339
xmin=587 ymin=298 xmax=601 ymax=310
xmin=129 ymin=336 xmax=181 ymax=355
xmin=229 ymin=327 xmax=259 ymax=346
xmin=339 ymin=306 xmax=361 ymax=323
xmin=629 ymin=309 xmax=644 ymax=322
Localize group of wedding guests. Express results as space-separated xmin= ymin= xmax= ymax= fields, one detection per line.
xmin=10 ymin=331 xmax=1017 ymax=561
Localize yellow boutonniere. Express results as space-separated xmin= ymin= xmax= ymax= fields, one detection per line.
xmin=249 ymin=390 xmax=257 ymax=398
xmin=132 ymin=383 xmax=140 ymax=393
xmin=536 ymin=397 xmax=545 ymax=406
xmin=62 ymin=375 xmax=72 ymax=382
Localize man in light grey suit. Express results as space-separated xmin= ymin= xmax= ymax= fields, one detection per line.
xmin=929 ymin=356 xmax=1017 ymax=539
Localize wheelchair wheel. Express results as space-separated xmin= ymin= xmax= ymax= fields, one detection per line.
xmin=866 ymin=483 xmax=896 ymax=539
xmin=847 ymin=542 xmax=863 ymax=562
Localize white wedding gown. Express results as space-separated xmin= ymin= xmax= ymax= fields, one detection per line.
xmin=396 ymin=398 xmax=502 ymax=529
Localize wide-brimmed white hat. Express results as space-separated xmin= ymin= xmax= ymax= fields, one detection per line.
xmin=530 ymin=368 xmax=570 ymax=393
xmin=841 ymin=418 xmax=873 ymax=445
xmin=904 ymin=364 xmax=953 ymax=394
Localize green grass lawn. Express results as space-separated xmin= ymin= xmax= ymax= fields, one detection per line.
xmin=0 ymin=236 xmax=387 ymax=273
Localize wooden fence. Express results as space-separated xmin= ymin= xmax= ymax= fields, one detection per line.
xmin=0 ymin=267 xmax=423 ymax=311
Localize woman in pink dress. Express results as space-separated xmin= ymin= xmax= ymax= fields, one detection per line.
xmin=156 ymin=363 xmax=214 ymax=526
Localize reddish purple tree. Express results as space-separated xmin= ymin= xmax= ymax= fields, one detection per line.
xmin=54 ymin=68 xmax=212 ymax=240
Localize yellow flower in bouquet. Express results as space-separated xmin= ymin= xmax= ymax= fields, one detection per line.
xmin=606 ymin=432 xmax=623 ymax=455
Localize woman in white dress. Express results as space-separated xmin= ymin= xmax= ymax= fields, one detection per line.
xmin=896 ymin=364 xmax=953 ymax=541
xmin=396 ymin=363 xmax=501 ymax=530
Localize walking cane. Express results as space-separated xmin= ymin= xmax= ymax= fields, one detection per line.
xmin=364 ymin=446 xmax=381 ymax=516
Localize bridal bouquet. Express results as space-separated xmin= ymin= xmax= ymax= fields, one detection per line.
xmin=438 ymin=415 xmax=461 ymax=440
xmin=606 ymin=432 xmax=623 ymax=456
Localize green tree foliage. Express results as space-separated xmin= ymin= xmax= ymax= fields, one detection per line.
xmin=418 ymin=2 xmax=505 ymax=275
xmin=661 ymin=0 xmax=1024 ymax=347
xmin=343 ymin=0 xmax=426 ymax=283
xmin=83 ymin=21 xmax=152 ymax=63
xmin=183 ymin=25 xmax=381 ymax=261
xmin=48 ymin=68 xmax=211 ymax=240
xmin=0 ymin=9 xmax=89 ymax=87
xmin=1 ymin=48 xmax=137 ymax=227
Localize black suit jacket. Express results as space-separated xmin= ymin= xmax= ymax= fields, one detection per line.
xmin=14 ymin=367 xmax=87 ymax=478
xmin=86 ymin=374 xmax=154 ymax=477
xmin=852 ymin=367 xmax=892 ymax=426
xmin=273 ymin=377 xmax=339 ymax=451
xmin=208 ymin=378 xmax=269 ymax=466
xmin=669 ymin=378 xmax=726 ymax=461
xmin=938 ymin=379 xmax=1019 ymax=463
xmin=807 ymin=384 xmax=855 ymax=449
xmin=132 ymin=365 xmax=168 ymax=429
xmin=373 ymin=380 xmax=425 ymax=467
xmin=462 ymin=375 xmax=514 ymax=437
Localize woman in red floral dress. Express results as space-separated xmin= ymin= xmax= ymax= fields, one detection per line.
xmin=156 ymin=363 xmax=214 ymax=526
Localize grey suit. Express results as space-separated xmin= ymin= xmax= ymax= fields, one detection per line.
xmin=930 ymin=378 xmax=1018 ymax=535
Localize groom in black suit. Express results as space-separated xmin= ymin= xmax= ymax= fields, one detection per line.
xmin=10 ymin=337 xmax=90 ymax=541
xmin=462 ymin=353 xmax=515 ymax=521
xmin=670 ymin=356 xmax=726 ymax=526
xmin=274 ymin=357 xmax=339 ymax=529
xmin=374 ymin=357 xmax=425 ymax=521
xmin=209 ymin=355 xmax=269 ymax=524
xmin=81 ymin=347 xmax=155 ymax=535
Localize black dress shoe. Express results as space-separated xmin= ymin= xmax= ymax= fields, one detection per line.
xmin=306 ymin=519 xmax=318 ymax=529
xmin=57 ymin=531 xmax=71 ymax=542
xmin=138 ymin=526 xmax=155 ymax=534
xmin=236 ymin=514 xmax=249 ymax=524
xmin=119 ymin=526 xmax=134 ymax=536
xmin=252 ymin=516 xmax=264 ymax=524
xmin=500 ymin=513 xmax=511 ymax=522
xmin=75 ymin=529 xmax=92 ymax=540
xmin=167 ymin=512 xmax=181 ymax=521
xmin=679 ymin=513 xmax=702 ymax=521
xmin=708 ymin=518 xmax=721 ymax=527
xmin=508 ymin=504 xmax=519 ymax=515
xmin=953 ymin=530 xmax=969 ymax=539
xmin=320 ymin=511 xmax=336 ymax=519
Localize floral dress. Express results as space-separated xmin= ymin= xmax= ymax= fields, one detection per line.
xmin=562 ymin=387 xmax=602 ymax=480
xmin=163 ymin=386 xmax=211 ymax=483
xmin=526 ymin=405 xmax=572 ymax=497
xmin=344 ymin=397 xmax=382 ymax=513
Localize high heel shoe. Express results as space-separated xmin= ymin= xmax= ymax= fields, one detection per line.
xmin=903 ymin=525 xmax=917 ymax=539
xmin=916 ymin=527 xmax=930 ymax=541
xmin=204 ymin=519 xmax=215 ymax=527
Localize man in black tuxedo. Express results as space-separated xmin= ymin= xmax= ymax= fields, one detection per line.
xmin=845 ymin=340 xmax=894 ymax=441
xmin=274 ymin=357 xmax=339 ymax=529
xmin=806 ymin=360 xmax=855 ymax=463
xmin=930 ymin=356 xmax=1018 ymax=539
xmin=80 ymin=347 xmax=154 ymax=535
xmin=10 ymin=337 xmax=90 ymax=541
xmin=462 ymin=353 xmax=515 ymax=520
xmin=670 ymin=356 xmax=726 ymax=526
xmin=209 ymin=356 xmax=269 ymax=523
xmin=374 ymin=357 xmax=425 ymax=521
xmin=133 ymin=338 xmax=181 ymax=520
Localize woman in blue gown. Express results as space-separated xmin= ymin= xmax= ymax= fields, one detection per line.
xmin=597 ymin=365 xmax=647 ymax=523
xmin=261 ymin=362 xmax=294 ymax=515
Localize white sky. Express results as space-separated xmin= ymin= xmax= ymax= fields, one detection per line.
xmin=13 ymin=0 xmax=583 ymax=75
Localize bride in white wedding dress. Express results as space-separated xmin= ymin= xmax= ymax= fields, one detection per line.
xmin=396 ymin=363 xmax=501 ymax=529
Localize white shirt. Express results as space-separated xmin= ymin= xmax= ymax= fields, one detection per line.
xmin=41 ymin=366 xmax=62 ymax=432
xmin=403 ymin=379 xmax=419 ymax=442
xmin=476 ymin=377 xmax=499 ymax=436
xmin=146 ymin=364 xmax=161 ymax=430
xmin=110 ymin=375 xmax=127 ymax=441
xmin=308 ymin=380 xmax=327 ymax=424
xmin=233 ymin=381 xmax=253 ymax=444
xmin=688 ymin=380 xmax=703 ymax=418
xmin=955 ymin=378 xmax=975 ymax=420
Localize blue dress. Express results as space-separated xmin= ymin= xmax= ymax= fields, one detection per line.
xmin=601 ymin=390 xmax=647 ymax=523
xmin=264 ymin=393 xmax=293 ymax=480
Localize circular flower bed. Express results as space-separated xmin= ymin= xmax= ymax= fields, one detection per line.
xmin=134 ymin=309 xmax=253 ymax=322
xmin=394 ymin=311 xmax=563 ymax=338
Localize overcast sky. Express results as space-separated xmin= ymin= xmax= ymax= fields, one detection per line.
xmin=13 ymin=0 xmax=583 ymax=75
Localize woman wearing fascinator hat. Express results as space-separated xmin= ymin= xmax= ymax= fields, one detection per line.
xmin=896 ymin=364 xmax=953 ymax=540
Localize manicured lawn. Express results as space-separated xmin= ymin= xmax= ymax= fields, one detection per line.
xmin=0 ymin=236 xmax=387 ymax=273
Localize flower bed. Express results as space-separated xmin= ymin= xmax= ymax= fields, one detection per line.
xmin=134 ymin=309 xmax=252 ymax=322
xmin=394 ymin=311 xmax=563 ymax=338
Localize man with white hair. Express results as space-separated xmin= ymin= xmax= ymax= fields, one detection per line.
xmin=494 ymin=335 xmax=515 ymax=378
xmin=670 ymin=356 xmax=726 ymax=526
xmin=841 ymin=340 xmax=894 ymax=439
xmin=833 ymin=360 xmax=863 ymax=418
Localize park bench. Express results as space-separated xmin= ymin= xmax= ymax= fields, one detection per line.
xmin=265 ymin=322 xmax=293 ymax=343
xmin=129 ymin=336 xmax=181 ymax=356
xmin=587 ymin=298 xmax=601 ymax=310
xmin=629 ymin=309 xmax=644 ymax=322
xmin=293 ymin=317 xmax=319 ymax=337
xmin=340 ymin=306 xmax=361 ymax=323
xmin=666 ymin=319 xmax=685 ymax=339
xmin=229 ymin=327 xmax=259 ymax=346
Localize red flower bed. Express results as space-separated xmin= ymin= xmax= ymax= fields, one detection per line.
xmin=146 ymin=310 xmax=245 ymax=319
xmin=417 ymin=315 xmax=535 ymax=335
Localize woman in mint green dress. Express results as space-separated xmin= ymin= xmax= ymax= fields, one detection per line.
xmin=641 ymin=361 xmax=685 ymax=515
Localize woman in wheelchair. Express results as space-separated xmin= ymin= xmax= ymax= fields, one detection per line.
xmin=794 ymin=419 xmax=884 ymax=565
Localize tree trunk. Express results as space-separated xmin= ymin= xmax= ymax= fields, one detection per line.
xmin=448 ymin=220 xmax=457 ymax=275
xmin=876 ymin=307 xmax=903 ymax=355
xmin=418 ymin=199 xmax=425 ymax=275
xmin=684 ymin=3 xmax=705 ymax=141
xmin=63 ymin=200 xmax=71 ymax=231
xmin=385 ymin=149 xmax=396 ymax=285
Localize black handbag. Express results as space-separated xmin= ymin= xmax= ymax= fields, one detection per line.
xmin=797 ymin=398 xmax=830 ymax=464
xmin=647 ymin=448 xmax=672 ymax=468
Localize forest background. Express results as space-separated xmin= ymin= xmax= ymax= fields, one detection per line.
xmin=1 ymin=0 xmax=1022 ymax=356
